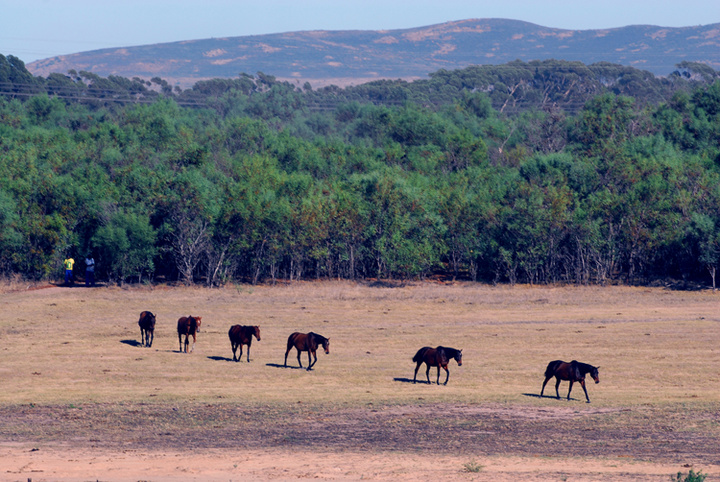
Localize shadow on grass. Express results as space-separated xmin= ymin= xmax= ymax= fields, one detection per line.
xmin=266 ymin=363 xmax=311 ymax=370
xmin=208 ymin=355 xmax=233 ymax=362
xmin=120 ymin=339 xmax=142 ymax=347
xmin=523 ymin=392 xmax=544 ymax=399
xmin=523 ymin=392 xmax=579 ymax=401
xmin=393 ymin=377 xmax=425 ymax=384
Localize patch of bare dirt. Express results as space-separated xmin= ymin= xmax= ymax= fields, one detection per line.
xmin=2 ymin=401 xmax=718 ymax=481
xmin=2 ymin=402 xmax=718 ymax=462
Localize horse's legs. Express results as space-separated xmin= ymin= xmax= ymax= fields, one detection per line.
xmin=246 ymin=341 xmax=251 ymax=362
xmin=413 ymin=362 xmax=422 ymax=383
xmin=540 ymin=376 xmax=552 ymax=397
xmin=554 ymin=377 xmax=562 ymax=399
xmin=190 ymin=333 xmax=196 ymax=353
xmin=231 ymin=342 xmax=237 ymax=361
xmin=425 ymin=364 xmax=431 ymax=384
xmin=284 ymin=345 xmax=291 ymax=367
xmin=580 ymin=379 xmax=590 ymax=403
xmin=567 ymin=380 xmax=574 ymax=400
xmin=148 ymin=330 xmax=153 ymax=348
xmin=296 ymin=349 xmax=303 ymax=368
xmin=178 ymin=333 xmax=183 ymax=352
xmin=442 ymin=365 xmax=450 ymax=385
xmin=238 ymin=345 xmax=243 ymax=362
xmin=307 ymin=349 xmax=316 ymax=371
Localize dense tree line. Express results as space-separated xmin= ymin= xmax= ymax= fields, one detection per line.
xmin=1 ymin=54 xmax=720 ymax=287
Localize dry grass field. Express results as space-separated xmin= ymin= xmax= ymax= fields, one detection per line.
xmin=1 ymin=280 xmax=719 ymax=481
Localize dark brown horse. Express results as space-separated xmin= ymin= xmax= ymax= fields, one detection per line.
xmin=412 ymin=346 xmax=463 ymax=385
xmin=228 ymin=325 xmax=261 ymax=362
xmin=541 ymin=359 xmax=600 ymax=403
xmin=138 ymin=311 xmax=156 ymax=348
xmin=177 ymin=316 xmax=202 ymax=353
xmin=284 ymin=332 xmax=329 ymax=371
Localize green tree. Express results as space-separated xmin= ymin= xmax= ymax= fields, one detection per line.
xmin=91 ymin=210 xmax=157 ymax=284
xmin=0 ymin=189 xmax=22 ymax=274
xmin=688 ymin=213 xmax=720 ymax=289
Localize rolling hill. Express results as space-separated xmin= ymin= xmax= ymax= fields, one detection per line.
xmin=26 ymin=18 xmax=720 ymax=87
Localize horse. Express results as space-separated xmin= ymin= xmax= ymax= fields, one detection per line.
xmin=138 ymin=311 xmax=156 ymax=348
xmin=284 ymin=332 xmax=329 ymax=371
xmin=412 ymin=346 xmax=463 ymax=385
xmin=228 ymin=325 xmax=261 ymax=362
xmin=540 ymin=359 xmax=600 ymax=403
xmin=177 ymin=316 xmax=202 ymax=353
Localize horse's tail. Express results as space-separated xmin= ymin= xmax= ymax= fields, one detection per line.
xmin=177 ymin=316 xmax=188 ymax=335
xmin=412 ymin=347 xmax=428 ymax=363
xmin=544 ymin=360 xmax=563 ymax=378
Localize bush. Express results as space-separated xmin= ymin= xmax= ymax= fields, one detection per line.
xmin=462 ymin=460 xmax=483 ymax=473
xmin=672 ymin=469 xmax=706 ymax=482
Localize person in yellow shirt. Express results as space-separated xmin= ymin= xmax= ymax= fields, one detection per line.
xmin=63 ymin=257 xmax=75 ymax=285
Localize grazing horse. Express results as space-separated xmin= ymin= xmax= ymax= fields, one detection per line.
xmin=138 ymin=311 xmax=156 ymax=348
xmin=228 ymin=325 xmax=261 ymax=362
xmin=284 ymin=332 xmax=330 ymax=371
xmin=541 ymin=359 xmax=600 ymax=403
xmin=413 ymin=346 xmax=463 ymax=385
xmin=177 ymin=316 xmax=202 ymax=353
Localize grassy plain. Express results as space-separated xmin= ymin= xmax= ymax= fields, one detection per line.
xmin=1 ymin=281 xmax=719 ymax=480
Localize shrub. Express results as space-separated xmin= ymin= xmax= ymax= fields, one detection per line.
xmin=672 ymin=469 xmax=706 ymax=482
xmin=462 ymin=460 xmax=483 ymax=473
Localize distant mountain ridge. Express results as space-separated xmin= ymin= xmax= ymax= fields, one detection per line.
xmin=27 ymin=19 xmax=720 ymax=87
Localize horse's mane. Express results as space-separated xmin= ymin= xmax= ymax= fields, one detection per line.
xmin=309 ymin=332 xmax=328 ymax=344
xmin=437 ymin=346 xmax=461 ymax=358
xmin=570 ymin=360 xmax=595 ymax=376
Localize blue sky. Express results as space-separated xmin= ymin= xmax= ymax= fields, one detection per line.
xmin=3 ymin=0 xmax=719 ymax=64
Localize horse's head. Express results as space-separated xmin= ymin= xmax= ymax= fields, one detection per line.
xmin=591 ymin=366 xmax=600 ymax=384
xmin=455 ymin=349 xmax=463 ymax=366
xmin=322 ymin=337 xmax=330 ymax=354
xmin=254 ymin=325 xmax=261 ymax=341
xmin=193 ymin=316 xmax=202 ymax=332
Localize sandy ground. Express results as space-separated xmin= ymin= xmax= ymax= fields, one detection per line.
xmin=3 ymin=445 xmax=712 ymax=482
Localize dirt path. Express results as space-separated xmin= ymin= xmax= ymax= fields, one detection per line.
xmin=3 ymin=445 xmax=708 ymax=481
xmin=1 ymin=402 xmax=718 ymax=481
